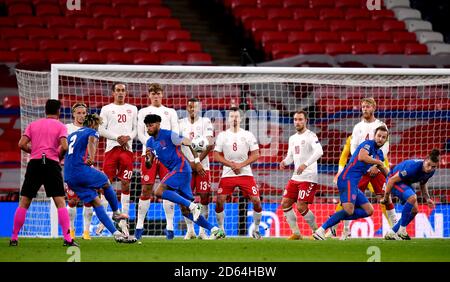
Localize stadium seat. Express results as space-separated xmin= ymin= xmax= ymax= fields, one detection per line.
xmin=120 ymin=7 xmax=148 ymax=18
xmin=47 ymin=51 xmax=76 ymax=63
xmin=74 ymin=18 xmax=102 ymax=29
xmin=377 ymin=43 xmax=404 ymax=54
xmin=186 ymin=53 xmax=213 ymax=65
xmin=352 ymin=43 xmax=378 ymax=54
xmin=16 ymin=17 xmax=45 ymax=28
xmin=46 ymin=17 xmax=74 ymax=29
xmin=366 ymin=31 xmax=392 ymax=43
xmin=78 ymin=51 xmax=106 ymax=64
xmin=27 ymin=28 xmax=56 ymax=40
xmin=288 ymin=31 xmax=314 ymax=43
xmin=123 ymin=41 xmax=149 ymax=53
xmin=0 ymin=42 xmax=8 ymax=51
xmin=0 ymin=28 xmax=28 ymax=40
xmin=404 ymin=43 xmax=428 ymax=54
xmin=319 ymin=8 xmax=345 ymax=20
xmin=112 ymin=0 xmax=136 ymax=7
xmin=238 ymin=8 xmax=267 ymax=28
xmin=298 ymin=43 xmax=325 ymax=54
xmin=335 ymin=0 xmax=361 ymax=9
xmin=159 ymin=53 xmax=187 ymax=65
xmin=106 ymin=52 xmax=134 ymax=64
xmin=96 ymin=41 xmax=124 ymax=52
xmin=277 ymin=20 xmax=303 ymax=32
xmin=87 ymin=29 xmax=113 ymax=40
xmin=266 ymin=8 xmax=292 ymax=20
xmin=416 ymin=31 xmax=444 ymax=44
xmin=282 ymin=0 xmax=308 ymax=8
xmin=35 ymin=4 xmax=61 ymax=16
xmin=293 ymin=10 xmax=318 ymax=20
xmin=0 ymin=51 xmax=17 ymax=62
xmin=325 ymin=43 xmax=352 ymax=55
xmin=2 ymin=95 xmax=20 ymax=108
xmin=315 ymin=31 xmax=340 ymax=43
xmin=138 ymin=0 xmax=163 ymax=6
xmin=92 ymin=6 xmax=119 ymax=18
xmin=67 ymin=40 xmax=96 ymax=52
xmin=250 ymin=19 xmax=276 ymax=33
xmin=257 ymin=0 xmax=281 ymax=8
xmin=166 ymin=30 xmax=191 ymax=42
xmin=113 ymin=30 xmax=141 ymax=41
xmin=0 ymin=18 xmax=16 ymax=28
xmin=303 ymin=20 xmax=329 ymax=31
xmin=229 ymin=0 xmax=257 ymax=11
xmin=8 ymin=4 xmax=33 ymax=16
xmin=329 ymin=20 xmax=355 ymax=32
xmin=176 ymin=41 xmax=202 ymax=53
xmin=341 ymin=31 xmax=366 ymax=43
xmin=19 ymin=51 xmax=48 ymax=64
xmin=103 ymin=19 xmax=130 ymax=30
xmin=39 ymin=39 xmax=67 ymax=51
xmin=382 ymin=20 xmax=406 ymax=31
xmin=392 ymin=31 xmax=418 ymax=43
xmin=356 ymin=20 xmax=383 ymax=31
xmin=9 ymin=40 xmax=37 ymax=52
xmin=345 ymin=8 xmax=370 ymax=20
xmin=130 ymin=19 xmax=157 ymax=30
xmin=270 ymin=43 xmax=298 ymax=59
xmin=147 ymin=7 xmax=172 ymax=18
xmin=370 ymin=9 xmax=395 ymax=20
xmin=156 ymin=19 xmax=182 ymax=30
xmin=150 ymin=41 xmax=176 ymax=53
xmin=140 ymin=30 xmax=167 ymax=41
xmin=85 ymin=0 xmax=111 ymax=8
xmin=133 ymin=52 xmax=159 ymax=64
xmin=260 ymin=31 xmax=288 ymax=48
xmin=309 ymin=0 xmax=334 ymax=9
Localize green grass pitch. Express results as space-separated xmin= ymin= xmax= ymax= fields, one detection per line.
xmin=1 ymin=237 xmax=450 ymax=262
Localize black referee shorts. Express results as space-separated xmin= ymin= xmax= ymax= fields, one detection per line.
xmin=21 ymin=159 xmax=65 ymax=199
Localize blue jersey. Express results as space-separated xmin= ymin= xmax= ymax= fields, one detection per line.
xmin=389 ymin=159 xmax=435 ymax=185
xmin=340 ymin=140 xmax=384 ymax=181
xmin=64 ymin=127 xmax=99 ymax=176
xmin=146 ymin=129 xmax=191 ymax=173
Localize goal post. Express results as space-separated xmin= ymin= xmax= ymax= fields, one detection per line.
xmin=16 ymin=65 xmax=450 ymax=238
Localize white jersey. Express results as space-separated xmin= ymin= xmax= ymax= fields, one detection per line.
xmin=98 ymin=103 xmax=138 ymax=153
xmin=179 ymin=117 xmax=214 ymax=170
xmin=66 ymin=123 xmax=81 ymax=135
xmin=137 ymin=105 xmax=179 ymax=156
xmin=350 ymin=118 xmax=389 ymax=157
xmin=283 ymin=129 xmax=323 ymax=183
xmin=214 ymin=128 xmax=259 ymax=178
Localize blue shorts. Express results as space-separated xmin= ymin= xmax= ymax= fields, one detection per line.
xmin=65 ymin=166 xmax=109 ymax=203
xmin=337 ymin=177 xmax=369 ymax=206
xmin=392 ymin=183 xmax=415 ymax=205
xmin=161 ymin=170 xmax=194 ymax=201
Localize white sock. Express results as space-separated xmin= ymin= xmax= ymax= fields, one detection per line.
xmin=83 ymin=206 xmax=93 ymax=232
xmin=343 ymin=220 xmax=351 ymax=232
xmin=184 ymin=217 xmax=195 ymax=233
xmin=253 ymin=211 xmax=262 ymax=229
xmin=399 ymin=225 xmax=406 ymax=233
xmin=199 ymin=204 xmax=209 ymax=234
xmin=68 ymin=206 xmax=77 ymax=230
xmin=163 ymin=199 xmax=175 ymax=231
xmin=387 ymin=208 xmax=398 ymax=227
xmin=101 ymin=195 xmax=109 ymax=211
xmin=283 ymin=208 xmax=300 ymax=235
xmin=136 ymin=199 xmax=150 ymax=229
xmin=121 ymin=193 xmax=130 ymax=216
xmin=216 ymin=211 xmax=225 ymax=230
xmin=302 ymin=209 xmax=318 ymax=232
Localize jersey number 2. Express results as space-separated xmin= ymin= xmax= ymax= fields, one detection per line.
xmin=68 ymin=135 xmax=77 ymax=155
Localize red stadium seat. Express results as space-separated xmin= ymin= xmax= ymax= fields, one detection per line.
xmin=370 ymin=9 xmax=395 ymax=20
xmin=378 ymin=43 xmax=404 ymax=54
xmin=85 ymin=0 xmax=111 ymax=8
xmin=341 ymin=31 xmax=366 ymax=43
xmin=345 ymin=9 xmax=370 ymax=20
xmin=0 ymin=18 xmax=16 ymax=28
xmin=19 ymin=51 xmax=48 ymax=64
xmin=8 ymin=4 xmax=33 ymax=16
xmin=138 ymin=0 xmax=163 ymax=6
xmin=277 ymin=20 xmax=303 ymax=31
xmin=67 ymin=40 xmax=96 ymax=52
xmin=0 ymin=51 xmax=17 ymax=62
xmin=159 ymin=53 xmax=186 ymax=65
xmin=113 ymin=30 xmax=141 ymax=41
xmin=147 ymin=7 xmax=172 ymax=18
xmin=304 ymin=20 xmax=329 ymax=31
xmin=46 ymin=51 xmax=76 ymax=63
xmin=106 ymin=52 xmax=133 ymax=64
xmin=35 ymin=4 xmax=61 ymax=16
xmin=176 ymin=41 xmax=202 ymax=53
xmin=382 ymin=20 xmax=406 ymax=31
xmin=130 ymin=19 xmax=157 ymax=30
xmin=282 ymin=0 xmax=308 ymax=8
xmin=0 ymin=42 xmax=8 ymax=51
xmin=329 ymin=20 xmax=355 ymax=32
xmin=103 ymin=19 xmax=130 ymax=30
xmin=39 ymin=39 xmax=67 ymax=51
xmin=266 ymin=8 xmax=292 ymax=20
xmin=404 ymin=43 xmax=428 ymax=54
xmin=140 ymin=30 xmax=167 ymax=41
xmin=87 ymin=29 xmax=113 ymax=40
xmin=250 ymin=19 xmax=276 ymax=33
xmin=238 ymin=8 xmax=267 ymax=27
xmin=335 ymin=0 xmax=361 ymax=9
xmin=309 ymin=0 xmax=334 ymax=9
xmin=356 ymin=20 xmax=382 ymax=31
xmin=91 ymin=6 xmax=119 ymax=18
xmin=315 ymin=31 xmax=340 ymax=43
xmin=257 ymin=0 xmax=281 ymax=8
xmin=156 ymin=19 xmax=181 ymax=30
xmin=166 ymin=30 xmax=191 ymax=42
xmin=186 ymin=53 xmax=213 ymax=65
xmin=9 ymin=40 xmax=37 ymax=51
xmin=16 ymin=17 xmax=45 ymax=28
xmin=120 ymin=8 xmax=148 ymax=18
xmin=74 ymin=18 xmax=102 ymax=29
xmin=319 ymin=8 xmax=345 ymax=20
xmin=150 ymin=41 xmax=176 ymax=53
xmin=46 ymin=17 xmax=74 ymax=29
xmin=2 ymin=95 xmax=20 ymax=108
xmin=133 ymin=52 xmax=159 ymax=64
xmin=288 ymin=31 xmax=314 ymax=43
xmin=229 ymin=0 xmax=257 ymax=10
xmin=260 ymin=31 xmax=288 ymax=48
xmin=392 ymin=31 xmax=418 ymax=43
xmin=0 ymin=28 xmax=28 ymax=40
xmin=78 ymin=51 xmax=106 ymax=64
xmin=270 ymin=43 xmax=298 ymax=59
xmin=112 ymin=0 xmax=136 ymax=7
xmin=325 ymin=43 xmax=352 ymax=55
xmin=366 ymin=31 xmax=392 ymax=43
xmin=27 ymin=28 xmax=56 ymax=40
xmin=352 ymin=43 xmax=378 ymax=54
xmin=123 ymin=41 xmax=149 ymax=53
xmin=299 ymin=43 xmax=325 ymax=54
xmin=293 ymin=9 xmax=318 ymax=20
xmin=96 ymin=41 xmax=124 ymax=52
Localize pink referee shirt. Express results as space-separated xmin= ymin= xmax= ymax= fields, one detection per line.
xmin=23 ymin=118 xmax=68 ymax=162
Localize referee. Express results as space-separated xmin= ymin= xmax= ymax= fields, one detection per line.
xmin=10 ymin=99 xmax=78 ymax=247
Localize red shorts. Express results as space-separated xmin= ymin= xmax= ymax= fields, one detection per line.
xmin=283 ymin=180 xmax=317 ymax=203
xmin=140 ymin=155 xmax=169 ymax=185
xmin=191 ymin=170 xmax=211 ymax=194
xmin=358 ymin=171 xmax=385 ymax=196
xmin=102 ymin=146 xmax=133 ymax=182
xmin=217 ymin=176 xmax=259 ymax=198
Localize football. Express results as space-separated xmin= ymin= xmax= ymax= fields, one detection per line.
xmin=191 ymin=135 xmax=209 ymax=152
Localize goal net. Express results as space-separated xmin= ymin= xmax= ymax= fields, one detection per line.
xmin=16 ymin=65 xmax=450 ymax=238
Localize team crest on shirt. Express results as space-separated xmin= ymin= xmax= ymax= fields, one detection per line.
xmin=401 ymin=170 xmax=407 ymax=177
xmin=164 ymin=111 xmax=169 ymax=115
xmin=160 ymin=140 xmax=166 ymax=147
xmin=301 ymin=140 xmax=305 ymax=145
xmin=143 ymin=175 xmax=149 ymax=181
xmin=127 ymin=109 xmax=132 ymax=114
xmin=352 ymin=194 xmax=357 ymax=200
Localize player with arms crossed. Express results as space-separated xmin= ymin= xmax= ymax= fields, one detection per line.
xmin=279 ymin=111 xmax=323 ymax=240
xmin=136 ymin=83 xmax=180 ymax=240
xmin=313 ymin=126 xmax=389 ymax=240
xmin=64 ymin=113 xmax=136 ymax=243
xmin=10 ymin=99 xmax=74 ymax=247
xmin=144 ymin=114 xmax=225 ymax=240
xmin=382 ymin=149 xmax=439 ymax=240
xmin=65 ymin=102 xmax=94 ymax=240
xmin=332 ymin=98 xmax=396 ymax=240
xmin=179 ymin=98 xmax=215 ymax=240
xmin=214 ymin=107 xmax=263 ymax=239
xmin=98 ymin=82 xmax=137 ymax=236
